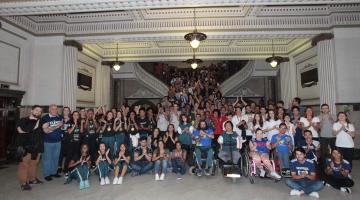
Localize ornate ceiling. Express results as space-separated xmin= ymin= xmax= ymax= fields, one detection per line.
xmin=1 ymin=1 xmax=360 ymax=61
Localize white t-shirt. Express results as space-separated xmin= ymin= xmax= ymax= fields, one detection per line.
xmin=170 ymin=111 xmax=180 ymax=131
xmin=300 ymin=117 xmax=320 ymax=138
xmin=157 ymin=114 xmax=169 ymax=132
xmin=263 ymin=119 xmax=281 ymax=140
xmin=285 ymin=122 xmax=295 ymax=149
xmin=333 ymin=122 xmax=355 ymax=148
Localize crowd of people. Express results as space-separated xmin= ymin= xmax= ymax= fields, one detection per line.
xmin=15 ymin=66 xmax=356 ymax=198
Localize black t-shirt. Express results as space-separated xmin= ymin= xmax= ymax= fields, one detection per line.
xmin=16 ymin=117 xmax=43 ymax=151
xmin=137 ymin=117 xmax=149 ymax=130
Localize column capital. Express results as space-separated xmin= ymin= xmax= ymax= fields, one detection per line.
xmin=63 ymin=40 xmax=83 ymax=51
xmin=311 ymin=33 xmax=334 ymax=46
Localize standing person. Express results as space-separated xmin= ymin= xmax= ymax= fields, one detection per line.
xmin=286 ymin=147 xmax=324 ymax=198
xmin=332 ymin=112 xmax=356 ymax=166
xmin=128 ymin=111 xmax=140 ymax=149
xmin=16 ymin=105 xmax=44 ymax=190
xmin=137 ymin=108 xmax=150 ymax=138
xmin=300 ymin=107 xmax=320 ymax=140
xmin=323 ymin=148 xmax=354 ymax=193
xmin=64 ymin=111 xmax=83 ymax=176
xmin=157 ymin=106 xmax=169 ymax=137
xmin=100 ymin=111 xmax=115 ymax=158
xmin=231 ymin=106 xmax=248 ymax=140
xmin=177 ymin=114 xmax=194 ymax=164
xmin=171 ymin=141 xmax=187 ymax=179
xmin=42 ymin=104 xmax=63 ymax=181
xmin=319 ymin=104 xmax=335 ymax=166
xmin=169 ymin=103 xmax=180 ymax=131
xmin=114 ymin=111 xmax=127 ymax=155
xmin=83 ymin=109 xmax=98 ymax=168
xmin=58 ymin=107 xmax=71 ymax=176
xmin=263 ymin=109 xmax=281 ymax=141
xmin=152 ymin=140 xmax=170 ymax=181
xmin=291 ymin=106 xmax=305 ymax=148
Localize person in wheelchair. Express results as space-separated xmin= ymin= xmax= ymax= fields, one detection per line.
xmin=249 ymin=128 xmax=281 ymax=179
xmin=192 ymin=120 xmax=215 ymax=176
xmin=271 ymin=123 xmax=293 ymax=176
xmin=217 ymin=121 xmax=242 ymax=165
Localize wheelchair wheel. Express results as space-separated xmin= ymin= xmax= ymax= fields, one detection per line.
xmin=189 ymin=166 xmax=196 ymax=175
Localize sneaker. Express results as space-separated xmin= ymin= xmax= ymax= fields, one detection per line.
xmin=44 ymin=176 xmax=53 ymax=181
xmin=29 ymin=178 xmax=44 ymax=185
xmin=64 ymin=173 xmax=69 ymax=179
xmin=51 ymin=173 xmax=61 ymax=178
xmin=79 ymin=181 xmax=85 ymax=190
xmin=270 ymin=172 xmax=281 ymax=180
xmin=204 ymin=169 xmax=211 ymax=176
xmin=196 ymin=169 xmax=203 ymax=177
xmin=117 ymin=177 xmax=123 ymax=185
xmin=340 ymin=187 xmax=351 ymax=194
xmin=309 ymin=192 xmax=319 ymax=198
xmin=131 ymin=171 xmax=139 ymax=177
xmin=113 ymin=177 xmax=118 ymax=185
xmin=322 ymin=181 xmax=331 ymax=187
xmin=259 ymin=169 xmax=266 ymax=177
xmin=84 ymin=180 xmax=90 ymax=188
xmin=20 ymin=183 xmax=31 ymax=191
xmin=155 ymin=173 xmax=160 ymax=181
xmin=290 ymin=189 xmax=302 ymax=196
xmin=104 ymin=177 xmax=110 ymax=185
xmin=177 ymin=174 xmax=183 ymax=180
xmin=100 ymin=178 xmax=105 ymax=186
xmin=160 ymin=173 xmax=165 ymax=181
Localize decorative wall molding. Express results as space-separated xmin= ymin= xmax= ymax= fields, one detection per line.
xmin=311 ymin=33 xmax=335 ymax=46
xmin=2 ymin=1 xmax=360 ymax=16
xmin=63 ymin=40 xmax=83 ymax=51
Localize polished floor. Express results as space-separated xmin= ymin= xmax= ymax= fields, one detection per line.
xmin=0 ymin=161 xmax=359 ymax=200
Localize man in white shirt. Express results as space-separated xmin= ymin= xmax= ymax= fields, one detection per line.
xmin=231 ymin=107 xmax=248 ymax=140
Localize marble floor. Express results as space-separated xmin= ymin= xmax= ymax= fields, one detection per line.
xmin=0 ymin=161 xmax=359 ymax=200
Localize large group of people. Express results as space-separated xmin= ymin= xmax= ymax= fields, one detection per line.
xmin=15 ymin=66 xmax=356 ymax=198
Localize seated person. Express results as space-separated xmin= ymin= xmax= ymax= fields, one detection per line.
xmin=171 ymin=141 xmax=187 ymax=179
xmin=192 ymin=120 xmax=214 ymax=176
xmin=249 ymin=128 xmax=281 ymax=179
xmin=301 ymin=130 xmax=320 ymax=163
xmin=130 ymin=137 xmax=153 ymax=176
xmin=113 ymin=143 xmax=130 ymax=185
xmin=271 ymin=123 xmax=293 ymax=174
xmin=323 ymin=148 xmax=354 ymax=193
xmin=64 ymin=144 xmax=91 ymax=190
xmin=95 ymin=143 xmax=112 ymax=186
xmin=152 ymin=140 xmax=170 ymax=181
xmin=217 ymin=121 xmax=242 ymax=165
xmin=286 ymin=147 xmax=324 ymax=198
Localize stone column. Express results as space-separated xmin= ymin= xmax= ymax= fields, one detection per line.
xmin=280 ymin=56 xmax=297 ymax=109
xmin=62 ymin=40 xmax=82 ymax=111
xmin=312 ymin=33 xmax=337 ymax=113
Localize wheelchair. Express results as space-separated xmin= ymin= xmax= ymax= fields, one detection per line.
xmin=188 ymin=145 xmax=217 ymax=177
xmin=218 ymin=140 xmax=253 ymax=183
xmin=248 ymin=150 xmax=281 ymax=183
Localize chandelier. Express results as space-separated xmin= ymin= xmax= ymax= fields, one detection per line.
xmin=184 ymin=8 xmax=207 ymax=49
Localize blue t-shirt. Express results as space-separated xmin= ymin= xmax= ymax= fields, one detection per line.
xmin=253 ymin=138 xmax=269 ymax=154
xmin=271 ymin=133 xmax=292 ymax=153
xmin=325 ymin=159 xmax=351 ymax=179
xmin=193 ymin=128 xmax=213 ymax=147
xmin=290 ymin=159 xmax=315 ymax=177
xmin=42 ymin=114 xmax=63 ymax=143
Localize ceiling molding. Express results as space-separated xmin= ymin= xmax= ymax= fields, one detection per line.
xmin=1 ymin=1 xmax=359 ymax=16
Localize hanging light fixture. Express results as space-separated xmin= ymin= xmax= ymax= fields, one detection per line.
xmin=265 ymin=39 xmax=289 ymax=68
xmin=186 ymin=50 xmax=202 ymax=70
xmin=113 ymin=43 xmax=124 ymax=71
xmin=184 ymin=8 xmax=207 ymax=49
xmin=101 ymin=43 xmax=125 ymax=71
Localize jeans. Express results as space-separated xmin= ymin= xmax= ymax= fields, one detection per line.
xmin=114 ymin=133 xmax=125 ymax=154
xmin=218 ymin=150 xmax=241 ymax=164
xmin=172 ymin=158 xmax=186 ymax=175
xmin=195 ymin=147 xmax=214 ymax=169
xmin=154 ymin=159 xmax=168 ymax=174
xmin=97 ymin=161 xmax=110 ymax=178
xmin=286 ymin=178 xmax=324 ymax=194
xmin=42 ymin=142 xmax=61 ymax=177
xmin=322 ymin=174 xmax=354 ymax=189
xmin=131 ymin=160 xmax=153 ymax=175
xmin=101 ymin=136 xmax=115 ymax=158
xmin=277 ymin=151 xmax=290 ymax=169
